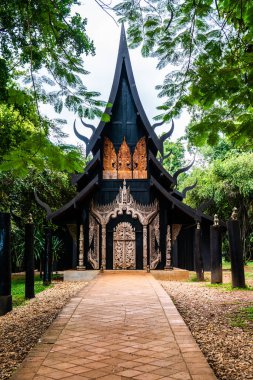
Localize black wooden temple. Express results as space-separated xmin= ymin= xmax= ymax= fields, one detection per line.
xmin=48 ymin=25 xmax=213 ymax=271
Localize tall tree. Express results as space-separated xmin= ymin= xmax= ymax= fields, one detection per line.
xmin=180 ymin=147 xmax=253 ymax=260
xmin=114 ymin=0 xmax=253 ymax=149
xmin=0 ymin=1 xmax=107 ymax=171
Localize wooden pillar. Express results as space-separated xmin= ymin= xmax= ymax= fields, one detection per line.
xmin=43 ymin=227 xmax=52 ymax=286
xmin=77 ymin=224 xmax=86 ymax=270
xmin=25 ymin=214 xmax=35 ymax=299
xmin=0 ymin=213 xmax=12 ymax=316
xmin=101 ymin=224 xmax=106 ymax=269
xmin=210 ymin=215 xmax=222 ymax=284
xmin=194 ymin=222 xmax=204 ymax=281
xmin=227 ymin=208 xmax=245 ymax=288
xmin=143 ymin=225 xmax=148 ymax=270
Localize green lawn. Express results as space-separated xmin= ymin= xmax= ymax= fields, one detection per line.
xmin=12 ymin=274 xmax=53 ymax=307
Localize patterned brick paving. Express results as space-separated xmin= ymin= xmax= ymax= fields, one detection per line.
xmin=11 ymin=272 xmax=217 ymax=380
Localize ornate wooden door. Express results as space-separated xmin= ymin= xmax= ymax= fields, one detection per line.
xmin=113 ymin=222 xmax=136 ymax=269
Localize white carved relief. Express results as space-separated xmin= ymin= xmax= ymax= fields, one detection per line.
xmin=150 ymin=214 xmax=161 ymax=269
xmin=172 ymin=224 xmax=182 ymax=242
xmin=90 ymin=180 xmax=159 ymax=270
xmin=113 ymin=222 xmax=136 ymax=269
xmin=91 ymin=180 xmax=158 ymax=226
xmin=88 ymin=214 xmax=99 ymax=269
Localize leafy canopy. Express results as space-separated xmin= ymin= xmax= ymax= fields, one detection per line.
xmin=0 ymin=0 xmax=105 ymax=117
xmin=114 ymin=0 xmax=253 ymax=148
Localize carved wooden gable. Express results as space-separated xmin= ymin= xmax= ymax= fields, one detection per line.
xmin=118 ymin=137 xmax=132 ymax=179
xmin=102 ymin=136 xmax=147 ymax=180
xmin=103 ymin=137 xmax=117 ymax=179
xmin=133 ymin=136 xmax=147 ymax=179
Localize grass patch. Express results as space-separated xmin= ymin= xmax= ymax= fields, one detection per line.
xmin=222 ymin=260 xmax=231 ymax=270
xmin=12 ymin=274 xmax=53 ymax=307
xmin=230 ymin=306 xmax=253 ymax=329
xmin=206 ymin=282 xmax=253 ymax=291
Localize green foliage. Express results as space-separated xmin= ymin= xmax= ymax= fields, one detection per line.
xmin=114 ymin=0 xmax=253 ymax=148
xmin=12 ymin=274 xmax=52 ymax=307
xmin=180 ymin=146 xmax=253 ymax=260
xmin=161 ymin=139 xmax=186 ymax=175
xmin=0 ymin=168 xmax=76 ymax=270
xmin=0 ymin=0 xmax=105 ymax=116
xmin=0 ymin=1 xmax=106 ymax=172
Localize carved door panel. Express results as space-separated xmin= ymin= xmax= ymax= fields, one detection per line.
xmin=113 ymin=222 xmax=136 ymax=269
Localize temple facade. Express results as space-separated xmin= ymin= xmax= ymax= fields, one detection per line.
xmin=48 ymin=25 xmax=213 ymax=271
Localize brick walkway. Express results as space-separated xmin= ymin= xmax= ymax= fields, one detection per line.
xmin=12 ymin=272 xmax=217 ymax=380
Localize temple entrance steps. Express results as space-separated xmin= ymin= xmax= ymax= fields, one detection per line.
xmin=63 ymin=269 xmax=189 ymax=282
xmin=12 ymin=272 xmax=216 ymax=380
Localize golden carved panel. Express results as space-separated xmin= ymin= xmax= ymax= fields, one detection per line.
xmin=118 ymin=137 xmax=132 ymax=179
xmin=133 ymin=137 xmax=147 ymax=179
xmin=103 ymin=137 xmax=117 ymax=179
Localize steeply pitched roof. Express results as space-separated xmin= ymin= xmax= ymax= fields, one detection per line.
xmin=87 ymin=24 xmax=163 ymax=156
xmin=48 ymin=175 xmax=99 ymax=223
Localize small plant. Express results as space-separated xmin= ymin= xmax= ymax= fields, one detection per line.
xmin=230 ymin=307 xmax=253 ymax=329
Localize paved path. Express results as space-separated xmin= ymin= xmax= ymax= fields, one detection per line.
xmin=12 ymin=272 xmax=216 ymax=380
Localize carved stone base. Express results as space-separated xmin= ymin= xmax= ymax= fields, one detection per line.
xmin=77 ymin=265 xmax=86 ymax=271
xmin=164 ymin=266 xmax=173 ymax=271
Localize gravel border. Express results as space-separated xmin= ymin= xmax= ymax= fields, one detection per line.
xmin=162 ymin=281 xmax=253 ymax=380
xmin=0 ymin=281 xmax=86 ymax=380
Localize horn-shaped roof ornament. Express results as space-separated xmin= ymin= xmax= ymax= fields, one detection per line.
xmin=81 ymin=118 xmax=96 ymax=133
xmin=159 ymin=149 xmax=173 ymax=164
xmin=152 ymin=120 xmax=165 ymax=130
xmin=160 ymin=120 xmax=174 ymax=144
xmin=34 ymin=190 xmax=52 ymax=216
xmin=172 ymin=155 xmax=195 ymax=187
xmin=181 ymin=180 xmax=198 ymax=199
xmin=73 ymin=119 xmax=90 ymax=146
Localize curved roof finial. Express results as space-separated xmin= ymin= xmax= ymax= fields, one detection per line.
xmin=34 ymin=190 xmax=52 ymax=216
xmin=160 ymin=119 xmax=174 ymax=143
xmin=172 ymin=155 xmax=195 ymax=187
xmin=181 ymin=180 xmax=198 ymax=199
xmin=73 ymin=120 xmax=89 ymax=146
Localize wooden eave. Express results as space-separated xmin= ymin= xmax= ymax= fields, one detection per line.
xmin=72 ymin=150 xmax=101 ymax=187
xmin=87 ymin=24 xmax=163 ymax=156
xmin=149 ymin=151 xmax=175 ymax=187
xmin=48 ymin=175 xmax=99 ymax=223
xmin=150 ymin=176 xmax=213 ymax=224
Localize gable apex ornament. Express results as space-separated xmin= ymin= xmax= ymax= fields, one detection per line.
xmin=91 ymin=180 xmax=158 ymax=226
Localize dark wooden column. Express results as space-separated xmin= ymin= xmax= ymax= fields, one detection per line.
xmin=25 ymin=214 xmax=35 ymax=299
xmin=0 ymin=212 xmax=12 ymax=316
xmin=194 ymin=222 xmax=204 ymax=281
xmin=227 ymin=208 xmax=246 ymax=288
xmin=43 ymin=227 xmax=52 ymax=286
xmin=210 ymin=215 xmax=222 ymax=284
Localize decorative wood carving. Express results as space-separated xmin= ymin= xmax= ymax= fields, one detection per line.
xmin=103 ymin=136 xmax=117 ymax=179
xmin=172 ymin=224 xmax=182 ymax=242
xmin=164 ymin=225 xmax=172 ymax=270
xmin=91 ymin=180 xmax=158 ymax=226
xmin=113 ymin=222 xmax=136 ymax=269
xmin=88 ymin=214 xmax=99 ymax=269
xmin=91 ymin=180 xmax=159 ymax=269
xmin=118 ymin=137 xmax=132 ymax=179
xmin=133 ymin=137 xmax=147 ymax=179
xmin=77 ymin=225 xmax=85 ymax=270
xmin=150 ymin=214 xmax=161 ymax=269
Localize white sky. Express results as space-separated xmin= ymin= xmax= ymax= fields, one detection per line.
xmin=41 ymin=0 xmax=190 ymax=147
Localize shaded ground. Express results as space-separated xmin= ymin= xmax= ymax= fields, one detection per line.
xmin=0 ymin=281 xmax=85 ymax=380
xmin=162 ymin=280 xmax=253 ymax=380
